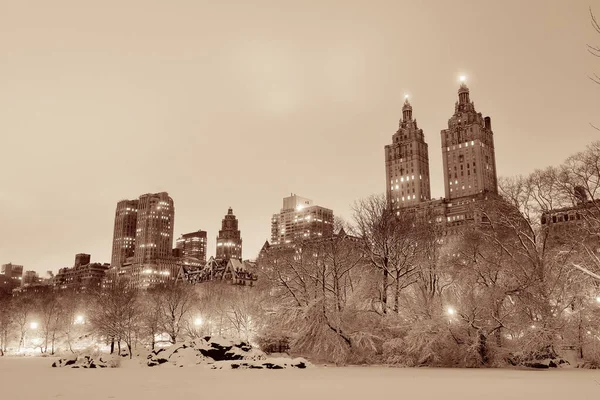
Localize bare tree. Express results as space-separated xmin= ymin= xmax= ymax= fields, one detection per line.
xmin=12 ymin=296 xmax=34 ymax=352
xmin=37 ymin=291 xmax=62 ymax=354
xmin=0 ymin=293 xmax=13 ymax=355
xmin=151 ymin=282 xmax=197 ymax=344
xmin=352 ymin=194 xmax=420 ymax=314
xmin=88 ymin=280 xmax=141 ymax=358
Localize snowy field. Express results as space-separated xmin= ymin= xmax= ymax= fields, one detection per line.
xmin=1 ymin=357 xmax=600 ymax=400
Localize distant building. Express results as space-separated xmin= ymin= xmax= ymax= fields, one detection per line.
xmin=12 ymin=283 xmax=52 ymax=297
xmin=133 ymin=192 xmax=175 ymax=265
xmin=54 ymin=255 xmax=110 ymax=291
xmin=177 ymin=257 xmax=257 ymax=286
xmin=110 ymin=199 xmax=139 ymax=268
xmin=108 ymin=192 xmax=176 ymax=287
xmin=1 ymin=263 xmax=23 ymax=282
xmin=21 ymin=270 xmax=40 ymax=286
xmin=106 ymin=257 xmax=179 ymax=289
xmin=385 ymin=98 xmax=432 ymax=210
xmin=216 ymin=208 xmax=242 ymax=262
xmin=441 ymin=81 xmax=498 ymax=200
xmin=270 ymin=194 xmax=334 ymax=245
xmin=176 ymin=230 xmax=208 ymax=265
xmin=74 ymin=253 xmax=91 ymax=268
xmin=384 ymin=81 xmax=499 ymax=233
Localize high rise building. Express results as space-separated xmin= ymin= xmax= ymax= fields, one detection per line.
xmin=216 ymin=207 xmax=242 ymax=261
xmin=270 ymin=194 xmax=334 ymax=245
xmin=74 ymin=253 xmax=91 ymax=268
xmin=110 ymin=199 xmax=139 ymax=267
xmin=385 ymin=97 xmax=432 ymax=209
xmin=1 ymin=263 xmax=23 ymax=281
xmin=133 ymin=192 xmax=175 ymax=265
xmin=441 ymin=80 xmax=498 ymax=200
xmin=176 ymin=230 xmax=208 ymax=264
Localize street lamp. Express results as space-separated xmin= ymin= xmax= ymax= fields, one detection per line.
xmin=193 ymin=317 xmax=203 ymax=327
xmin=74 ymin=315 xmax=84 ymax=325
xmin=446 ymin=307 xmax=456 ymax=316
xmin=30 ymin=322 xmax=38 ymax=330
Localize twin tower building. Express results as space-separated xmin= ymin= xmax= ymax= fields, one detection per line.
xmin=385 ymin=81 xmax=498 ymax=225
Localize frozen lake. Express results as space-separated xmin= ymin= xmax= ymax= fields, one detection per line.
xmin=1 ymin=356 xmax=599 ymax=400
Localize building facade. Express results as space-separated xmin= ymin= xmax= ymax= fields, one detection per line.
xmin=270 ymin=194 xmax=334 ymax=245
xmin=441 ymin=81 xmax=498 ymax=200
xmin=384 ymin=81 xmax=499 ymax=232
xmin=176 ymin=230 xmax=208 ymax=264
xmin=54 ymin=262 xmax=110 ymax=291
xmin=216 ymin=208 xmax=242 ymax=261
xmin=1 ymin=263 xmax=23 ymax=282
xmin=133 ymin=192 xmax=175 ymax=265
xmin=385 ymin=98 xmax=432 ymax=210
xmin=110 ymin=199 xmax=139 ymax=267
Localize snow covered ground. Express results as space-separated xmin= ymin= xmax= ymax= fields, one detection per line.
xmin=1 ymin=356 xmax=599 ymax=400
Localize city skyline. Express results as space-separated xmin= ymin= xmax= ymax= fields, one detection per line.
xmin=1 ymin=1 xmax=597 ymax=273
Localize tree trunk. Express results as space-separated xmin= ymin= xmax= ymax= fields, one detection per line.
xmin=394 ymin=272 xmax=400 ymax=313
xmin=382 ymin=269 xmax=389 ymax=314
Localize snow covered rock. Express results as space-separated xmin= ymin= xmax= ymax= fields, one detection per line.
xmin=146 ymin=336 xmax=269 ymax=367
xmin=507 ymin=347 xmax=570 ymax=369
xmin=52 ymin=355 xmax=113 ymax=368
xmin=211 ymin=357 xmax=311 ymax=370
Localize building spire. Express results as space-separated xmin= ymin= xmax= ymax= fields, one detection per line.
xmin=458 ymin=76 xmax=470 ymax=104
xmin=402 ymin=95 xmax=413 ymax=121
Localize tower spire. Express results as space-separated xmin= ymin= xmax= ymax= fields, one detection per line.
xmin=458 ymin=76 xmax=470 ymax=104
xmin=402 ymin=95 xmax=413 ymax=121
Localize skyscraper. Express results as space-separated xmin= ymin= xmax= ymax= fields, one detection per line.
xmin=385 ymin=97 xmax=432 ymax=210
xmin=110 ymin=199 xmax=139 ymax=267
xmin=216 ymin=207 xmax=242 ymax=261
xmin=133 ymin=192 xmax=175 ymax=265
xmin=176 ymin=230 xmax=208 ymax=264
xmin=441 ymin=80 xmax=498 ymax=200
xmin=271 ymin=194 xmax=334 ymax=245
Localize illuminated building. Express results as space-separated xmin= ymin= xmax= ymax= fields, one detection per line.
xmin=54 ymin=257 xmax=110 ymax=291
xmin=385 ymin=96 xmax=432 ymax=210
xmin=1 ymin=263 xmax=23 ymax=282
xmin=383 ymin=78 xmax=500 ymax=231
xmin=110 ymin=199 xmax=139 ymax=267
xmin=176 ymin=230 xmax=207 ymax=265
xmin=441 ymin=77 xmax=498 ymax=200
xmin=133 ymin=192 xmax=175 ymax=264
xmin=270 ymin=194 xmax=334 ymax=245
xmin=216 ymin=208 xmax=242 ymax=262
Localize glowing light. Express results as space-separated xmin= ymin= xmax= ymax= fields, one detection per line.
xmin=74 ymin=315 xmax=84 ymax=325
xmin=194 ymin=317 xmax=203 ymax=327
xmin=459 ymin=75 xmax=466 ymax=83
xmin=404 ymin=94 xmax=409 ymax=100
xmin=446 ymin=307 xmax=456 ymax=316
xmin=30 ymin=322 xmax=38 ymax=330
xmin=596 ymin=296 xmax=600 ymax=303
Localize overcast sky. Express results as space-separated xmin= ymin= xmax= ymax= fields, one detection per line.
xmin=1 ymin=0 xmax=598 ymax=273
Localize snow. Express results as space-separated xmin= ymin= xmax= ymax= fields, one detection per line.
xmin=2 ymin=356 xmax=600 ymax=399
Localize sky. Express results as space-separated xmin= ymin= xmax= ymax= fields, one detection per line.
xmin=1 ymin=0 xmax=599 ymax=274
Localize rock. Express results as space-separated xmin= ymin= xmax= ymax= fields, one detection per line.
xmin=51 ymin=355 xmax=111 ymax=369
